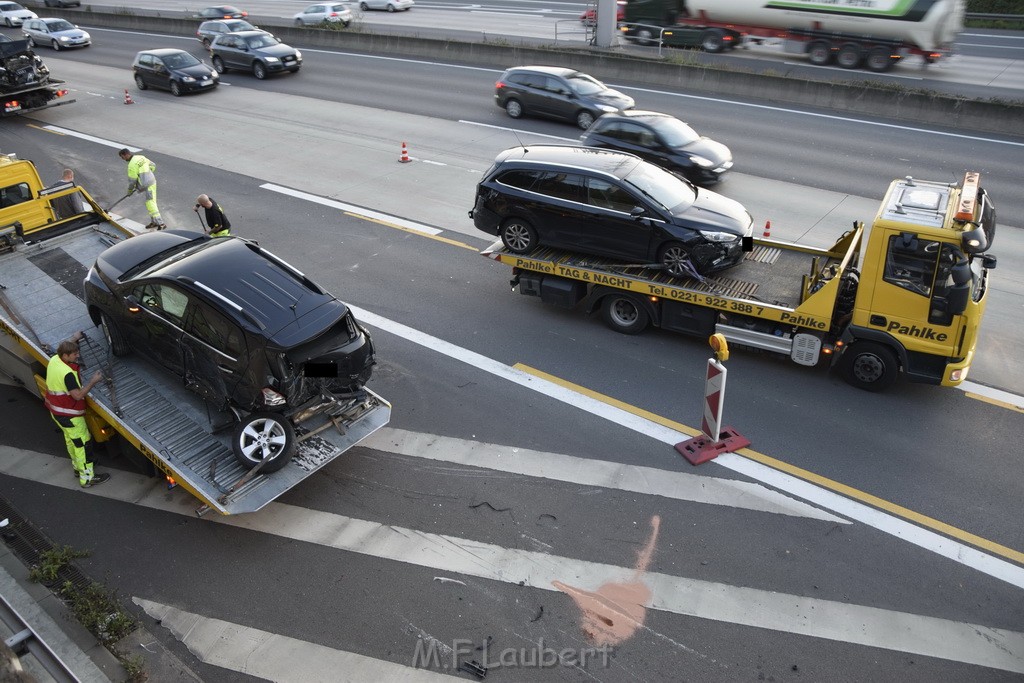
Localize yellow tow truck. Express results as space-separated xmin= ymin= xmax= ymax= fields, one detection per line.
xmin=0 ymin=152 xmax=391 ymax=513
xmin=483 ymin=173 xmax=997 ymax=391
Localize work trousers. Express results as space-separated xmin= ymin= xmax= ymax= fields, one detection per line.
xmin=141 ymin=184 xmax=162 ymax=223
xmin=51 ymin=414 xmax=95 ymax=486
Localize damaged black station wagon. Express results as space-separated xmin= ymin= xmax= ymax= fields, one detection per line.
xmin=84 ymin=230 xmax=376 ymax=472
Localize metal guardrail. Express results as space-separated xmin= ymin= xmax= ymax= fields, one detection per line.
xmin=965 ymin=13 xmax=1024 ymax=20
xmin=0 ymin=593 xmax=82 ymax=683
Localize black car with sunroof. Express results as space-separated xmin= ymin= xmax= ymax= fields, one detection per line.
xmin=84 ymin=231 xmax=376 ymax=472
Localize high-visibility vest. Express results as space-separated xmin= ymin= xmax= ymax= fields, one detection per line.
xmin=127 ymin=155 xmax=156 ymax=189
xmin=44 ymin=354 xmax=86 ymax=417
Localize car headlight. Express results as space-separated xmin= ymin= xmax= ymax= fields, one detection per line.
xmin=691 ymin=156 xmax=714 ymax=168
xmin=182 ymin=76 xmax=196 ymax=82
xmin=294 ymin=50 xmax=302 ymax=59
xmin=266 ymin=56 xmax=280 ymax=63
xmin=699 ymin=230 xmax=739 ymax=243
xmin=59 ymin=36 xmax=71 ymax=42
xmin=595 ymin=104 xmax=618 ymax=113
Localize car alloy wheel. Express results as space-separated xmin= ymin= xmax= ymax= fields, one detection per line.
xmin=232 ymin=412 xmax=296 ymax=472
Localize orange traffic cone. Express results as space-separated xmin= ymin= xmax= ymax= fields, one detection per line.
xmin=124 ymin=89 xmax=134 ymax=105
xmin=399 ymin=141 xmax=410 ymax=163
xmin=762 ymin=220 xmax=771 ymax=239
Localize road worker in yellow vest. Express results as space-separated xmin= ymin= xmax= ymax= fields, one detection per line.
xmin=119 ymin=147 xmax=165 ymax=230
xmin=44 ymin=334 xmax=111 ymax=487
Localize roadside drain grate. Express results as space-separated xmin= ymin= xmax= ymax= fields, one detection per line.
xmin=0 ymin=494 xmax=94 ymax=593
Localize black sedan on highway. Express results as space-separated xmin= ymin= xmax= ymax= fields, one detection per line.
xmin=580 ymin=110 xmax=734 ymax=185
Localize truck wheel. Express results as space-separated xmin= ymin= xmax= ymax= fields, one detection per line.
xmin=576 ymin=110 xmax=596 ymax=130
xmin=101 ymin=314 xmax=130 ymax=357
xmin=701 ymin=29 xmax=726 ymax=53
xmin=866 ymin=47 xmax=896 ymax=72
xmin=601 ymin=294 xmax=650 ymax=335
xmin=836 ymin=44 xmax=863 ymax=69
xmin=658 ymin=242 xmax=693 ymax=279
xmin=504 ymin=98 xmax=523 ymax=119
xmin=232 ymin=412 xmax=295 ymax=473
xmin=807 ymin=41 xmax=832 ymax=66
xmin=134 ymin=74 xmax=147 ymax=90
xmin=500 ymin=218 xmax=537 ymax=253
xmin=841 ymin=341 xmax=898 ymax=392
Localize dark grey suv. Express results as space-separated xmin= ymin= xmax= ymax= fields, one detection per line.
xmin=84 ymin=231 xmax=376 ymax=472
xmin=210 ymin=30 xmax=301 ymax=79
xmin=470 ymin=145 xmax=753 ymax=277
xmin=494 ymin=66 xmax=635 ymax=130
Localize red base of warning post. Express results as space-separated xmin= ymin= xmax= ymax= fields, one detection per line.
xmin=675 ymin=426 xmax=751 ymax=465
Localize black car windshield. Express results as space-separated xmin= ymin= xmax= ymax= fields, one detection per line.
xmin=622 ymin=162 xmax=696 ymax=212
xmin=46 ymin=20 xmax=75 ymax=31
xmin=246 ymin=35 xmax=279 ymax=48
xmin=567 ymin=73 xmax=606 ymax=95
xmin=162 ymin=52 xmax=202 ymax=68
xmin=650 ymin=117 xmax=700 ymax=147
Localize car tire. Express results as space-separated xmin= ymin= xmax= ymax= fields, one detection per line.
xmin=701 ymin=29 xmax=726 ymax=53
xmin=52 ymin=40 xmax=60 ymax=51
xmin=231 ymin=412 xmax=296 ymax=473
xmin=294 ymin=18 xmax=303 ymax=26
xmin=576 ymin=110 xmax=596 ymax=130
xmin=807 ymin=40 xmax=832 ymax=66
xmin=253 ymin=61 xmax=267 ymax=79
xmin=658 ymin=242 xmax=693 ymax=279
xmin=836 ymin=43 xmax=863 ymax=69
xmin=101 ymin=314 xmax=130 ymax=357
xmin=387 ymin=3 xmax=396 ymax=11
xmin=504 ymin=98 xmax=523 ymax=119
xmin=360 ymin=1 xmax=369 ymax=9
xmin=25 ymin=36 xmax=34 ymax=48
xmin=636 ymin=28 xmax=656 ymax=47
xmin=499 ymin=217 xmax=537 ymax=254
xmin=343 ymin=20 xmax=351 ymax=27
xmin=600 ymin=294 xmax=650 ymax=335
xmin=170 ymin=81 xmax=182 ymax=96
xmin=212 ymin=56 xmax=227 ymax=73
xmin=202 ymin=37 xmax=211 ymax=48
xmin=840 ymin=341 xmax=899 ymax=392
xmin=134 ymin=74 xmax=147 ymax=90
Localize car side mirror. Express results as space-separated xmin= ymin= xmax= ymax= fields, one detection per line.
xmin=629 ymin=206 xmax=646 ymax=220
xmin=126 ymin=294 xmax=141 ymax=313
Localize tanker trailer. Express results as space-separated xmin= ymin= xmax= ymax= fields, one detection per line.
xmin=621 ymin=0 xmax=966 ymax=72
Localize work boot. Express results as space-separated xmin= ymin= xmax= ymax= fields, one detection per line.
xmin=156 ymin=222 xmax=167 ymax=230
xmin=144 ymin=221 xmax=157 ymax=230
xmin=81 ymin=472 xmax=111 ymax=488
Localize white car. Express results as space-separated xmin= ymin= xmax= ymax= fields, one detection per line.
xmin=22 ymin=18 xmax=91 ymax=50
xmin=0 ymin=2 xmax=36 ymax=27
xmin=293 ymin=2 xmax=352 ymax=26
xmin=358 ymin=0 xmax=412 ymax=12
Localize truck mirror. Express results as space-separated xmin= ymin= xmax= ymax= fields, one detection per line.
xmin=961 ymin=226 xmax=988 ymax=254
xmin=946 ymin=283 xmax=970 ymax=315
xmin=950 ymin=259 xmax=971 ymax=286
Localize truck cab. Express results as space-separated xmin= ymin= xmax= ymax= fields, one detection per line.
xmin=844 ymin=173 xmax=996 ymax=389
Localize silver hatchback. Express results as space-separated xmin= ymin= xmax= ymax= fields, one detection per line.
xmin=22 ymin=17 xmax=90 ymax=50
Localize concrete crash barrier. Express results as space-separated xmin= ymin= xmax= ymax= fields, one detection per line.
xmin=56 ymin=9 xmax=1024 ymax=136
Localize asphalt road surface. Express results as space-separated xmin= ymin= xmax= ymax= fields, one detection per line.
xmin=0 ymin=21 xmax=1022 ymax=683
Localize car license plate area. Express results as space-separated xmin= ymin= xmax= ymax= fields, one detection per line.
xmin=304 ymin=361 xmax=339 ymax=378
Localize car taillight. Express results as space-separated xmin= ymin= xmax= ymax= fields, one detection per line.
xmin=261 ymin=387 xmax=287 ymax=407
xmin=495 ymin=81 xmax=506 ymax=89
xmin=329 ymin=11 xmax=337 ymax=16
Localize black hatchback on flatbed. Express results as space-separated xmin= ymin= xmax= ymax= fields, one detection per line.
xmin=84 ymin=231 xmax=376 ymax=472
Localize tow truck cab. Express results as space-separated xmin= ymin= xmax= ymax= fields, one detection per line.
xmin=846 ymin=172 xmax=996 ymax=387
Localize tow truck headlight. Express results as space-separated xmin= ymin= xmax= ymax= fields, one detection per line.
xmin=699 ymin=230 xmax=738 ymax=243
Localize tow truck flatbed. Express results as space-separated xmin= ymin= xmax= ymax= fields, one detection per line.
xmin=0 ymin=215 xmax=390 ymax=515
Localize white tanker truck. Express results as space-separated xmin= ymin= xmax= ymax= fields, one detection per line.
xmin=621 ymin=0 xmax=966 ymax=72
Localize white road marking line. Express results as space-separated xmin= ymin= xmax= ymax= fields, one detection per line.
xmin=134 ymin=599 xmax=459 ymax=681
xmin=458 ymin=119 xmax=578 ymax=141
xmin=40 ymin=125 xmax=140 ymax=152
xmin=960 ymin=380 xmax=1024 ymax=410
xmin=2 ymin=450 xmax=1020 ymax=674
xmin=362 ymin=427 xmax=847 ymax=522
xmin=348 ymin=306 xmax=1024 ymax=590
xmin=261 ymin=183 xmax=443 ymax=235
